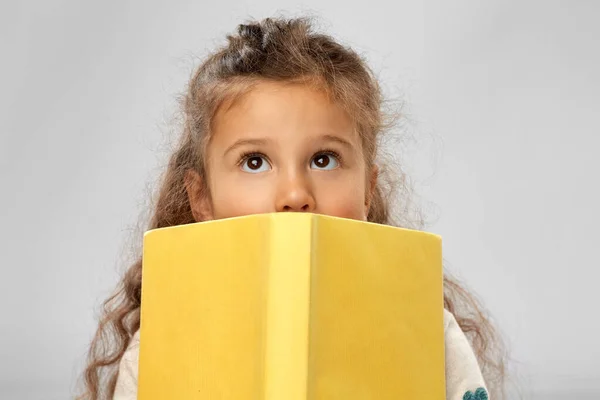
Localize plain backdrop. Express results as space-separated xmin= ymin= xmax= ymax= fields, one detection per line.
xmin=1 ymin=1 xmax=598 ymax=399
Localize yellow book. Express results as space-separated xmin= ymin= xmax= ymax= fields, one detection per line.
xmin=138 ymin=213 xmax=445 ymax=399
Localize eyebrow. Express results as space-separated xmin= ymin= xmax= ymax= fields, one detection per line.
xmin=320 ymin=134 xmax=355 ymax=150
xmin=224 ymin=138 xmax=270 ymax=157
xmin=223 ymin=134 xmax=355 ymax=157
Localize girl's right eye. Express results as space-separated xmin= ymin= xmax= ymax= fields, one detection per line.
xmin=241 ymin=155 xmax=271 ymax=173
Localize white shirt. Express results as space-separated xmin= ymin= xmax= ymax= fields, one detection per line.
xmin=113 ymin=309 xmax=488 ymax=400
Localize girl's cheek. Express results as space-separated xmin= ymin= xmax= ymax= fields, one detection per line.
xmin=319 ymin=198 xmax=366 ymax=220
xmin=211 ymin=176 xmax=277 ymax=219
xmin=313 ymin=179 xmax=367 ymax=221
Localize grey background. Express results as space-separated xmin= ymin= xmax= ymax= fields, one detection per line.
xmin=1 ymin=1 xmax=598 ymax=399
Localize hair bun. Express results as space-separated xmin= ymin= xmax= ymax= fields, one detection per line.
xmin=237 ymin=23 xmax=264 ymax=49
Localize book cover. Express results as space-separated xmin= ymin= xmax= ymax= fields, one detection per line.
xmin=137 ymin=213 xmax=445 ymax=399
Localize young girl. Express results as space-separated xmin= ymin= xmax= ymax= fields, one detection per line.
xmin=79 ymin=17 xmax=506 ymax=400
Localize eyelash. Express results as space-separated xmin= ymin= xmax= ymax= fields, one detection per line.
xmin=237 ymin=151 xmax=270 ymax=167
xmin=313 ymin=149 xmax=342 ymax=166
xmin=237 ymin=149 xmax=343 ymax=167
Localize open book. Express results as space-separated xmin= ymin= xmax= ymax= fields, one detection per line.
xmin=138 ymin=213 xmax=445 ymax=399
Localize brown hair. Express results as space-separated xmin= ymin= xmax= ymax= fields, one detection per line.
xmin=77 ymin=17 xmax=506 ymax=399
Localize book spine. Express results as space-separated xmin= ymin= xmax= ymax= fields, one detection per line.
xmin=264 ymin=214 xmax=312 ymax=400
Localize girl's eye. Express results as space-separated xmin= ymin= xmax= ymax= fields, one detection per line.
xmin=241 ymin=155 xmax=271 ymax=173
xmin=311 ymin=153 xmax=339 ymax=170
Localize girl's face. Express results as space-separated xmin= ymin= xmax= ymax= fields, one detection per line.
xmin=186 ymin=81 xmax=376 ymax=222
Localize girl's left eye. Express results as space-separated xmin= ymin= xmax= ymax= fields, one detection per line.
xmin=310 ymin=153 xmax=339 ymax=170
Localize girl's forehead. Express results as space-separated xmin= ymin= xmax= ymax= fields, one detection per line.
xmin=212 ymin=81 xmax=356 ymax=135
xmin=206 ymin=81 xmax=363 ymax=156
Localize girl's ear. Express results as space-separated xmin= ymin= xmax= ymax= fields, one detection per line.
xmin=184 ymin=169 xmax=213 ymax=222
xmin=365 ymin=164 xmax=379 ymax=217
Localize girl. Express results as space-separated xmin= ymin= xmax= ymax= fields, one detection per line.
xmin=79 ymin=17 xmax=506 ymax=400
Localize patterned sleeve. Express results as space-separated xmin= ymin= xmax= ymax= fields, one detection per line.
xmin=444 ymin=309 xmax=490 ymax=400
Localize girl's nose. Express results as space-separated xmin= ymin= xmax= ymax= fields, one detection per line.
xmin=275 ymin=174 xmax=316 ymax=212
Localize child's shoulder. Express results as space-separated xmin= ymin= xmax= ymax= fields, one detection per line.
xmin=444 ymin=309 xmax=490 ymax=400
xmin=113 ymin=331 xmax=140 ymax=400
